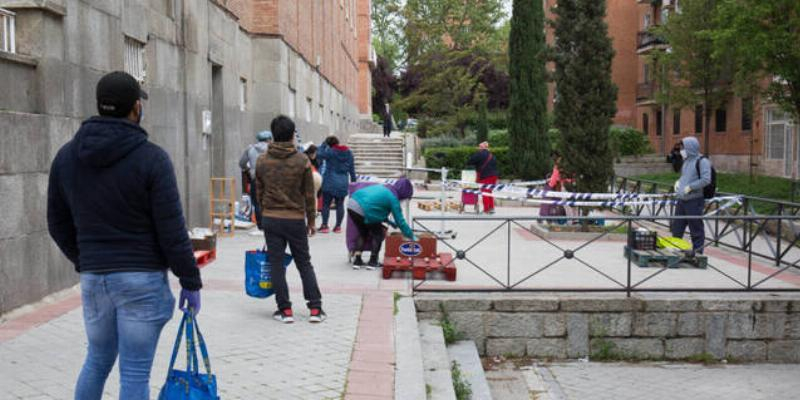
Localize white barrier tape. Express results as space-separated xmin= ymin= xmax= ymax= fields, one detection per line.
xmin=458 ymin=188 xmax=741 ymax=208
xmin=456 ymin=183 xmax=674 ymax=200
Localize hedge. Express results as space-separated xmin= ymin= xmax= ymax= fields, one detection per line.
xmin=424 ymin=146 xmax=513 ymax=178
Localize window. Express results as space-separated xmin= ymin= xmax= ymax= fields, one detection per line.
xmin=656 ymin=110 xmax=663 ymax=136
xmin=715 ymin=108 xmax=727 ymax=132
xmin=288 ymin=89 xmax=296 ymax=118
xmin=642 ymin=113 xmax=649 ymax=135
xmin=0 ymin=8 xmax=15 ymax=54
xmin=239 ymin=78 xmax=247 ymax=112
xmin=766 ymin=109 xmax=794 ymax=160
xmin=124 ymin=37 xmax=147 ymax=82
xmin=741 ymin=97 xmax=753 ymax=132
xmin=643 ymin=64 xmax=651 ymax=83
xmin=673 ymin=109 xmax=681 ymax=135
xmin=306 ymin=97 xmax=312 ymax=122
xmin=643 ymin=14 xmax=651 ymax=29
xmin=694 ymin=105 xmax=703 ymax=133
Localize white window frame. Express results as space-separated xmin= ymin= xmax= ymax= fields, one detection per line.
xmin=305 ymin=97 xmax=312 ymax=122
xmin=1 ymin=8 xmax=16 ymax=54
xmin=288 ymin=89 xmax=296 ymax=118
xmin=239 ymin=78 xmax=247 ymax=112
xmin=124 ymin=37 xmax=147 ymax=83
xmin=765 ymin=108 xmax=796 ymax=162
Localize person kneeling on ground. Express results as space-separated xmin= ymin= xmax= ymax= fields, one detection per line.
xmin=348 ymin=178 xmax=416 ymax=270
xmin=256 ymin=115 xmax=325 ymax=324
xmin=672 ymin=136 xmax=712 ymax=254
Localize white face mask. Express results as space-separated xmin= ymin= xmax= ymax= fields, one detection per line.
xmin=680 ymin=149 xmax=688 ymax=159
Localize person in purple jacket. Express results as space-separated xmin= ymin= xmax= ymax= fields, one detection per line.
xmin=47 ymin=71 xmax=202 ymax=400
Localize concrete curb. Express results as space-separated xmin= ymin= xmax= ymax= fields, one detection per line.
xmin=420 ymin=319 xmax=457 ymax=400
xmin=395 ymin=297 xmax=427 ymax=400
xmin=447 ymin=340 xmax=493 ymax=400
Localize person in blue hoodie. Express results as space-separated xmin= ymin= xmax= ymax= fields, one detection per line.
xmin=317 ymin=135 xmax=357 ymax=233
xmin=47 ymin=71 xmax=202 ymax=399
xmin=672 ymin=136 xmax=712 ymax=253
xmin=348 ymin=178 xmax=416 ymax=269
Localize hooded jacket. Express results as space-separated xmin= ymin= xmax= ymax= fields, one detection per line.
xmin=255 ymin=141 xmax=316 ymax=225
xmin=47 ymin=117 xmax=202 ymax=290
xmin=318 ymin=143 xmax=357 ymax=197
xmin=467 ymin=149 xmax=498 ymax=179
xmin=676 ymin=136 xmax=712 ymax=201
xmin=239 ymin=141 xmax=269 ymax=180
xmin=350 ymin=179 xmax=415 ymax=239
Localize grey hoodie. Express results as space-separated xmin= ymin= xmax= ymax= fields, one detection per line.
xmin=239 ymin=141 xmax=269 ymax=180
xmin=676 ymin=136 xmax=712 ymax=200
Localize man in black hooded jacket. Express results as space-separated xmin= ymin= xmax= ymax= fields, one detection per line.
xmin=47 ymin=71 xmax=201 ymax=399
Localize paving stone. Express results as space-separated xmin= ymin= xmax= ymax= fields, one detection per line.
xmin=705 ymin=313 xmax=727 ymax=359
xmin=700 ymin=300 xmax=757 ymax=312
xmin=447 ymin=311 xmax=487 ymax=353
xmin=543 ymin=313 xmax=566 ymax=337
xmin=487 ymin=312 xmax=544 ymax=338
xmin=767 ymin=340 xmax=800 ymax=363
xmin=592 ymin=338 xmax=664 ymax=360
xmin=643 ymin=300 xmax=701 ymax=312
xmin=762 ymin=300 xmax=790 ymax=313
xmin=566 ymin=314 xmax=589 ymax=358
xmin=561 ymin=298 xmax=641 ymax=312
xmin=725 ymin=340 xmax=767 ymax=362
xmin=786 ymin=314 xmax=800 ymax=339
xmin=589 ymin=313 xmax=632 ymax=337
xmin=726 ymin=313 xmax=786 ymax=339
xmin=677 ymin=313 xmax=706 ymax=337
xmin=527 ymin=338 xmax=567 ymax=359
xmin=440 ymin=298 xmax=492 ymax=312
xmin=665 ymin=338 xmax=706 ymax=360
xmin=633 ymin=313 xmax=677 ymax=337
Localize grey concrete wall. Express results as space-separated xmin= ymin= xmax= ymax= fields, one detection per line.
xmin=416 ymin=294 xmax=800 ymax=363
xmin=0 ymin=0 xmax=362 ymax=314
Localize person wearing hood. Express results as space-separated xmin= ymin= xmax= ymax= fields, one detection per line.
xmin=347 ymin=178 xmax=416 ymax=269
xmin=239 ymin=130 xmax=272 ymax=227
xmin=317 ymin=135 xmax=357 ymax=233
xmin=672 ymin=136 xmax=712 ymax=253
xmin=256 ymin=115 xmax=325 ymax=323
xmin=47 ymin=71 xmax=201 ymax=399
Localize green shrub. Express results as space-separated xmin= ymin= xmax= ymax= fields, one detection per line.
xmin=424 ymin=146 xmax=512 ymax=178
xmin=609 ymin=127 xmax=653 ymax=158
xmin=488 ymin=129 xmax=509 ymax=147
xmin=421 ymin=136 xmax=471 ymax=150
xmin=487 ymin=111 xmax=508 ymax=130
xmin=451 ymin=361 xmax=473 ymax=400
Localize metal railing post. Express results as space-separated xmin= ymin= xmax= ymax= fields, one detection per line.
xmin=626 ymin=219 xmax=632 ymax=298
xmin=507 ymin=219 xmax=511 ymax=289
xmin=776 ymin=203 xmax=783 ymax=266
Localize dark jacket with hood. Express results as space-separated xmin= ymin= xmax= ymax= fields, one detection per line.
xmin=318 ymin=142 xmax=357 ymax=197
xmin=47 ymin=117 xmax=202 ymax=290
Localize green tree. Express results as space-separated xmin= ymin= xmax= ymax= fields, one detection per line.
xmin=653 ymin=0 xmax=734 ymax=155
xmin=372 ymin=0 xmax=404 ymax=70
xmin=477 ymin=96 xmax=490 ymax=144
xmin=715 ymin=0 xmax=800 ymax=176
xmin=507 ymin=0 xmax=550 ymax=179
xmin=552 ymin=0 xmax=618 ymax=193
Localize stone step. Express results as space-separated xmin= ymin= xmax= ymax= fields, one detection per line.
xmin=395 ymin=297 xmax=428 ymax=400
xmin=351 ymin=147 xmax=404 ymax=153
xmin=419 ymin=320 xmax=457 ymax=400
xmin=355 ymin=160 xmax=405 ymax=167
xmin=447 ymin=341 xmax=494 ymax=400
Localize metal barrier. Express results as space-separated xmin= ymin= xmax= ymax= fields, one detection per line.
xmin=1 ymin=8 xmax=15 ymax=54
xmin=411 ymin=214 xmax=800 ymax=295
xmin=612 ymin=175 xmax=800 ymax=269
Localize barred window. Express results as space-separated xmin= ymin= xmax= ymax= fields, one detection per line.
xmin=124 ymin=37 xmax=146 ymax=82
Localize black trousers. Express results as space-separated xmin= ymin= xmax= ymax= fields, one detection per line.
xmin=262 ymin=217 xmax=322 ymax=310
xmin=349 ymin=210 xmax=385 ymax=262
xmin=671 ymin=197 xmax=706 ymax=253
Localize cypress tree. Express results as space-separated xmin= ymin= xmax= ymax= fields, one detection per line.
xmin=477 ymin=96 xmax=489 ymax=144
xmin=508 ymin=0 xmax=550 ymax=179
xmin=553 ymin=0 xmax=618 ymax=193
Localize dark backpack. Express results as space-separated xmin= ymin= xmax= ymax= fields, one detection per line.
xmin=695 ymin=157 xmax=716 ymax=199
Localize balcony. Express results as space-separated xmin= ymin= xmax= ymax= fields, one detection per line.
xmin=637 ymin=31 xmax=668 ymax=54
xmin=637 ymin=82 xmax=657 ymax=105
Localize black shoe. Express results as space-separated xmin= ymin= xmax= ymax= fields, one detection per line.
xmin=309 ymin=308 xmax=327 ymax=323
xmin=273 ymin=308 xmax=294 ymax=323
xmin=352 ymin=255 xmax=365 ymax=270
xmin=365 ymin=259 xmax=382 ymax=271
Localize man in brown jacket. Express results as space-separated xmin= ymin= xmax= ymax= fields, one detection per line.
xmin=256 ymin=115 xmax=325 ymax=323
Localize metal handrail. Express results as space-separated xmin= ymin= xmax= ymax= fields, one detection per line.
xmin=0 ymin=8 xmax=15 ymax=54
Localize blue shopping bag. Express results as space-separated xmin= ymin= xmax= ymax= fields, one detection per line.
xmin=158 ymin=311 xmax=219 ymax=400
xmin=245 ymin=249 xmax=292 ymax=298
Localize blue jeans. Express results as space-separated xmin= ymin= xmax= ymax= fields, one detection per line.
xmin=75 ymin=271 xmax=175 ymax=400
xmin=671 ymin=197 xmax=706 ymax=252
xmin=321 ymin=192 xmax=345 ymax=228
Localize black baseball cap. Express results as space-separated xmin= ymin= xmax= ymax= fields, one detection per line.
xmin=96 ymin=71 xmax=148 ymax=118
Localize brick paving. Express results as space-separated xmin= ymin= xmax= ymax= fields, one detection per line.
xmin=0 ymin=230 xmax=403 ymax=400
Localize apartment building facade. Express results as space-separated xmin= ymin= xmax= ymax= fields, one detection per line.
xmin=635 ymin=0 xmax=796 ymax=177
xmin=0 ymin=0 xmax=373 ymax=313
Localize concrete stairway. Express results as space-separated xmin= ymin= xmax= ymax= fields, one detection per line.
xmin=348 ymin=133 xmax=405 ymax=178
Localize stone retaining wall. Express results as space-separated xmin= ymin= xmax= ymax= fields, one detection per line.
xmin=415 ymin=294 xmax=800 ymax=363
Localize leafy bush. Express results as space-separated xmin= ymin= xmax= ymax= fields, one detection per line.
xmin=488 ymin=129 xmax=509 ymax=147
xmin=424 ymin=146 xmax=512 ymax=178
xmin=421 ymin=134 xmax=476 ymax=151
xmin=609 ymin=127 xmax=653 ymax=158
xmin=451 ymin=361 xmax=473 ymax=400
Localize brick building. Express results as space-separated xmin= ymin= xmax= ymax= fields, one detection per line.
xmin=635 ymin=0 xmax=796 ymax=177
xmin=0 ymin=0 xmax=374 ymax=313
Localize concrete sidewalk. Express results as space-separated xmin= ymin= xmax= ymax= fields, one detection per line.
xmin=0 ymin=229 xmax=405 ymax=400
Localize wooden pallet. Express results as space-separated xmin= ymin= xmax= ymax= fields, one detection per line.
xmin=417 ymin=200 xmax=461 ymax=212
xmin=624 ymin=246 xmax=707 ymax=269
xmin=383 ymin=253 xmax=457 ymax=281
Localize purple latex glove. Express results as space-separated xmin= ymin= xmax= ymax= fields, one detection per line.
xmin=179 ymin=289 xmax=201 ymax=315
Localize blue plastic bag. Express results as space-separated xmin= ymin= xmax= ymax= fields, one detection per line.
xmin=245 ymin=249 xmax=292 ymax=298
xmin=158 ymin=311 xmax=219 ymax=400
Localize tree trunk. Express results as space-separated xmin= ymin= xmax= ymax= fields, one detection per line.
xmin=703 ymin=100 xmax=712 ymax=155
